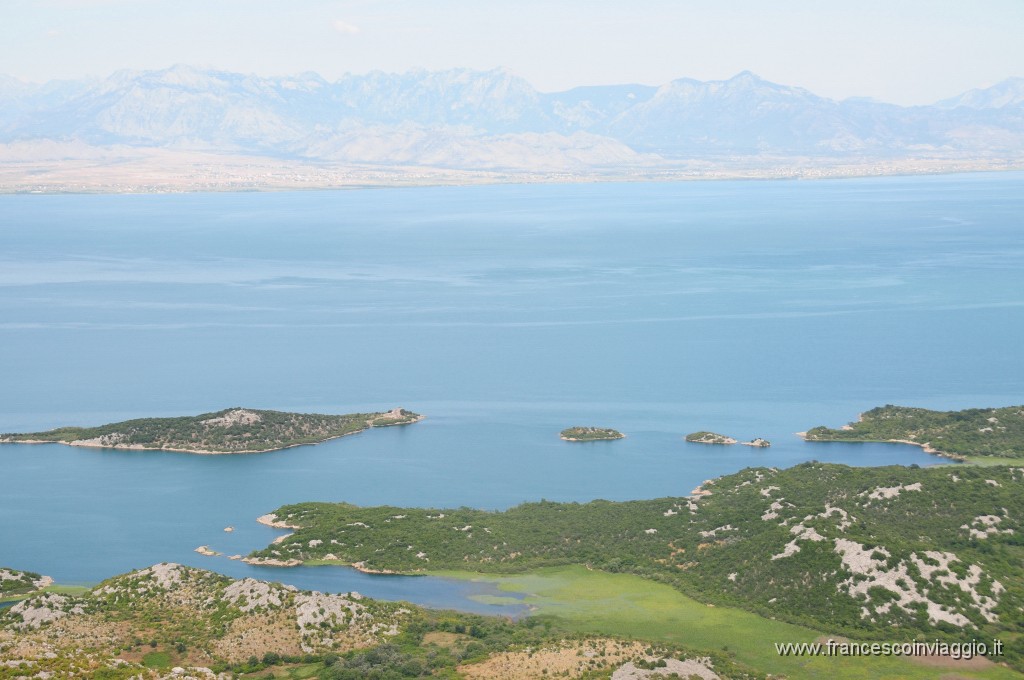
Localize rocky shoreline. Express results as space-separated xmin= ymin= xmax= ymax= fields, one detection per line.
xmin=797 ymin=432 xmax=963 ymax=461
xmin=257 ymin=513 xmax=301 ymax=530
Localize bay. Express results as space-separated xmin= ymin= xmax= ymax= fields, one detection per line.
xmin=1 ymin=173 xmax=1022 ymax=612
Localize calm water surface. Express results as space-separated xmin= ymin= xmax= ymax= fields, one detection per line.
xmin=1 ymin=174 xmax=1022 ymax=612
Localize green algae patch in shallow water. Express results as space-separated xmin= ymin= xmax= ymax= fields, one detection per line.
xmin=437 ymin=566 xmax=1021 ymax=680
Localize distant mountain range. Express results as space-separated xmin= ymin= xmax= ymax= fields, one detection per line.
xmin=1 ymin=66 xmax=1022 ymax=182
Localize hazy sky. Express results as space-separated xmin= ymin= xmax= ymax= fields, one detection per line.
xmin=3 ymin=0 xmax=1023 ymax=104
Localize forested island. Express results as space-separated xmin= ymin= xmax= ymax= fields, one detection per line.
xmin=559 ymin=426 xmax=624 ymax=441
xmin=685 ymin=431 xmax=737 ymax=445
xmin=249 ymin=463 xmax=1024 ymax=670
xmin=803 ymin=404 xmax=1024 ymax=459
xmin=0 ymin=407 xmax=423 ymax=454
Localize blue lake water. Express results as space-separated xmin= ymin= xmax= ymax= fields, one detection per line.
xmin=1 ymin=173 xmax=1022 ymax=613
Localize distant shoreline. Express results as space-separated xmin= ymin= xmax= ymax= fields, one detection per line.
xmin=3 ymin=428 xmax=369 ymax=455
xmin=2 ymin=159 xmax=1021 ymax=196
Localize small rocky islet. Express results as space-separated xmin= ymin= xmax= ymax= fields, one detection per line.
xmin=685 ymin=431 xmax=771 ymax=447
xmin=560 ymin=426 xmax=625 ymax=441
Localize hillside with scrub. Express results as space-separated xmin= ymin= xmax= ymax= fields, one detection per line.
xmin=251 ymin=463 xmax=1024 ymax=670
xmin=0 ymin=563 xmax=759 ymax=679
xmin=0 ymin=568 xmax=52 ymax=602
xmin=804 ymin=405 xmax=1024 ymax=459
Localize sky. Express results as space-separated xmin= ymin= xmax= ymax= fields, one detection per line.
xmin=3 ymin=0 xmax=1023 ymax=105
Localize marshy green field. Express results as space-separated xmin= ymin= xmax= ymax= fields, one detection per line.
xmin=0 ymin=583 xmax=90 ymax=604
xmin=439 ymin=566 xmax=1021 ymax=680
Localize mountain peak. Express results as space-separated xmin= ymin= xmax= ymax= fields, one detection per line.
xmin=729 ymin=70 xmax=763 ymax=83
xmin=937 ymin=76 xmax=1024 ymax=109
xmin=4 ymin=66 xmax=1023 ymax=169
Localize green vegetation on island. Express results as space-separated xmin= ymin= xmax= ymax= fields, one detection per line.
xmin=0 ymin=563 xmax=762 ymax=680
xmin=251 ymin=463 xmax=1024 ymax=671
xmin=685 ymin=431 xmax=737 ymax=444
xmin=742 ymin=438 xmax=771 ymax=448
xmin=559 ymin=426 xmax=625 ymax=441
xmin=804 ymin=404 xmax=1024 ymax=459
xmin=0 ymin=407 xmax=423 ymax=454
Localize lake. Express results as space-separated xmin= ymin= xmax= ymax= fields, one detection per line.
xmin=1 ymin=173 xmax=1022 ymax=612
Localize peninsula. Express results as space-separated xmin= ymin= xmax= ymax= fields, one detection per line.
xmin=802 ymin=404 xmax=1024 ymax=459
xmin=559 ymin=426 xmax=624 ymax=441
xmin=247 ymin=463 xmax=1024 ymax=671
xmin=0 ymin=568 xmax=53 ymax=602
xmin=0 ymin=407 xmax=423 ymax=454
